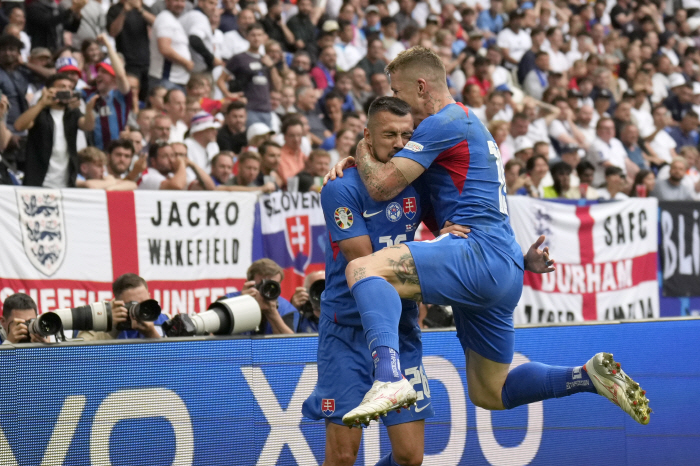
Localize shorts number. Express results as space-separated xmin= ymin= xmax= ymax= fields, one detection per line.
xmin=488 ymin=140 xmax=508 ymax=215
xmin=405 ymin=365 xmax=431 ymax=400
xmin=379 ymin=234 xmax=407 ymax=248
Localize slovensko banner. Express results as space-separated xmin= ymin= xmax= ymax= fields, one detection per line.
xmin=0 ymin=187 xmax=257 ymax=314
xmin=507 ymin=197 xmax=659 ymax=324
xmin=258 ymin=191 xmax=326 ymax=298
xmin=659 ymin=201 xmax=700 ymax=297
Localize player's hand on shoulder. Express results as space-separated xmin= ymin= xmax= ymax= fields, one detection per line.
xmin=440 ymin=221 xmax=470 ymax=239
xmin=524 ymin=235 xmax=555 ymax=274
xmin=323 ymin=156 xmax=356 ymax=186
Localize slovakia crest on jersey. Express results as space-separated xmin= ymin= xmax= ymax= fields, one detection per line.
xmin=16 ymin=189 xmax=66 ymax=276
xmin=285 ymin=215 xmax=312 ymax=272
xmin=322 ymin=398 xmax=335 ymax=416
xmin=403 ymin=197 xmax=417 ymax=220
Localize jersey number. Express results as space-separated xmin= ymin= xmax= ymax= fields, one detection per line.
xmin=488 ymin=141 xmax=508 ymax=215
xmin=379 ymin=235 xmax=407 ymax=248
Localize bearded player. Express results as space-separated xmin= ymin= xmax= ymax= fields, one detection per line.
xmin=329 ymin=47 xmax=651 ymax=427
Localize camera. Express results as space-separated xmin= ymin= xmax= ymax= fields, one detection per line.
xmin=300 ymin=279 xmax=325 ymax=318
xmin=162 ymin=294 xmax=261 ymax=337
xmin=25 ymin=312 xmax=63 ymax=339
xmin=55 ymin=90 xmax=81 ymax=101
xmin=256 ymin=279 xmax=281 ymax=301
xmin=423 ymin=304 xmax=454 ymax=328
xmin=116 ymin=300 xmax=162 ymax=331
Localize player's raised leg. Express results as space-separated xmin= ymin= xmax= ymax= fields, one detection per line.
xmin=379 ymin=420 xmax=425 ymax=466
xmin=324 ymin=421 xmax=362 ymax=466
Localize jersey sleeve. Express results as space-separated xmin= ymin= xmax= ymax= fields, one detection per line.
xmin=393 ymin=113 xmax=466 ymax=169
xmin=321 ymin=177 xmax=369 ymax=242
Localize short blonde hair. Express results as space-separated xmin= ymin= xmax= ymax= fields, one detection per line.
xmin=488 ymin=120 xmax=509 ymax=135
xmin=78 ymin=147 xmax=106 ymax=166
xmin=385 ymin=46 xmax=446 ymax=83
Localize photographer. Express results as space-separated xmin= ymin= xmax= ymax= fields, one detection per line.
xmin=291 ymin=270 xmax=324 ymax=333
xmin=225 ymin=259 xmax=297 ymax=334
xmin=0 ymin=293 xmax=48 ymax=344
xmin=79 ymin=274 xmax=166 ymax=340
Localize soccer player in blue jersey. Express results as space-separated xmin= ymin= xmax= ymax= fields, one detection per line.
xmin=302 ymin=97 xmax=469 ymax=466
xmin=330 ymin=47 xmax=651 ymax=427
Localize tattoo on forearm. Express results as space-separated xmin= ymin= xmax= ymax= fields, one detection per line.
xmin=356 ymin=146 xmax=408 ymax=200
xmin=353 ymin=267 xmax=367 ymax=282
xmin=387 ymin=254 xmax=420 ymax=286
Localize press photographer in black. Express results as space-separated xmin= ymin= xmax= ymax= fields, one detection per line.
xmin=0 ymin=293 xmax=48 ymax=344
xmin=224 ymin=259 xmax=298 ymax=334
xmin=79 ymin=273 xmax=165 ymax=340
xmin=291 ymin=270 xmax=324 ymax=333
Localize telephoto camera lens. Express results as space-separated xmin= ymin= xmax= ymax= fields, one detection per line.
xmin=255 ymin=279 xmax=281 ymax=301
xmin=52 ymin=301 xmax=113 ymax=331
xmin=26 ymin=313 xmax=63 ymax=338
xmin=117 ymin=299 xmax=162 ymax=331
xmin=308 ymin=279 xmax=325 ymax=307
xmin=163 ymin=294 xmax=261 ymax=337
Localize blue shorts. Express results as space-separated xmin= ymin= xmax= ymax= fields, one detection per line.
xmin=302 ymin=316 xmax=434 ymax=426
xmin=406 ymin=233 xmax=524 ymax=364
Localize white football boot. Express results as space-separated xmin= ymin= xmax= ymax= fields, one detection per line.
xmin=342 ymin=378 xmax=418 ymax=428
xmin=584 ymin=352 xmax=651 ymax=425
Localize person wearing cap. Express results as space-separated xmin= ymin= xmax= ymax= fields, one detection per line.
xmin=16 ymin=73 xmax=98 ymax=188
xmin=244 ymin=122 xmax=275 ymax=152
xmin=82 ymin=33 xmax=132 ymax=150
xmin=663 ymin=78 xmax=693 ymax=122
xmin=497 ymin=8 xmax=531 ymax=71
xmin=361 ymin=5 xmax=382 ymax=39
xmin=310 ymin=46 xmax=338 ymax=91
xmin=218 ymin=23 xmax=276 ymax=129
xmin=0 ymin=34 xmax=28 ymax=139
xmin=477 ymin=0 xmax=506 ymax=37
xmin=26 ymin=0 xmax=86 ymax=51
xmin=184 ymin=111 xmax=220 ymax=170
xmin=287 ymin=0 xmax=321 ymax=57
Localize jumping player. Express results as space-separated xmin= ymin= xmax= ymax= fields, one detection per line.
xmin=303 ymin=97 xmax=469 ymax=466
xmin=329 ymin=47 xmax=651 ymax=427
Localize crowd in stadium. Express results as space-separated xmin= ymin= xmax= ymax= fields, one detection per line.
xmin=0 ymin=0 xmax=697 ymax=201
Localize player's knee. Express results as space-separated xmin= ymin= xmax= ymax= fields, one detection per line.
xmin=468 ymin=389 xmax=505 ymax=411
xmin=345 ymin=257 xmax=374 ymax=287
xmin=325 ymin=448 xmax=358 ymax=466
xmin=391 ymin=450 xmax=423 ymax=466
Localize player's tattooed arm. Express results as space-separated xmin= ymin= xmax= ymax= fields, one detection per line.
xmin=387 ymin=253 xmax=420 ymax=286
xmin=355 ymin=140 xmax=416 ymax=201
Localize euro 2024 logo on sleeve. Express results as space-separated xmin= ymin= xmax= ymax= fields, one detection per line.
xmin=16 ymin=189 xmax=66 ymax=276
xmin=285 ymin=215 xmax=312 ymax=274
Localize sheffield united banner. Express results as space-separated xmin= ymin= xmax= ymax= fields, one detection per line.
xmin=507 ymin=197 xmax=659 ymax=324
xmin=0 ymin=187 xmax=256 ymax=314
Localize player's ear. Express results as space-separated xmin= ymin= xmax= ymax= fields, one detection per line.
xmin=363 ymin=127 xmax=371 ymax=142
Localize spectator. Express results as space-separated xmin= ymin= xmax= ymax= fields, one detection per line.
xmin=184 ymin=111 xmax=220 ymax=170
xmin=180 ymin=0 xmax=223 ymax=73
xmin=256 ymin=140 xmax=284 ymax=188
xmin=598 ymin=166 xmax=629 ymax=200
xmin=593 ymin=89 xmax=613 ymax=120
xmin=172 ymin=140 xmax=215 ymax=190
xmin=322 ymin=90 xmax=345 ymax=135
xmin=136 ymin=109 xmax=156 ymax=145
xmin=501 ymin=112 xmax=529 ymax=157
xmin=149 ymin=0 xmax=193 ymax=91
xmin=349 ymin=67 xmax=372 ymax=110
xmin=370 ymin=72 xmax=393 ymax=100
xmin=79 ymin=274 xmax=166 ymax=341
xmin=7 ymin=7 xmax=30 ymax=62
xmin=219 ymin=23 xmax=276 ymax=128
xmin=517 ymin=153 xmax=550 ymax=197
xmin=296 ymin=149 xmax=331 ymax=192
xmin=222 ymin=8 xmax=258 ymax=59
xmin=0 ymin=34 xmax=28 ymax=167
xmin=16 ymin=74 xmax=97 ymax=188
xmin=225 ymin=258 xmax=298 ymax=335
xmin=645 ymin=105 xmax=678 ymax=166
xmin=217 ymin=101 xmax=247 ymax=154
xmin=278 ymin=117 xmax=306 ymax=187
xmin=549 ymin=98 xmax=589 ymax=151
xmin=334 ymin=20 xmax=363 ymax=72
xmin=106 ymin=138 xmax=142 ymax=181
xmin=76 ymin=146 xmax=137 ymax=190
xmin=476 ymin=0 xmax=506 ymax=37
xmin=575 ymin=105 xmax=597 ymax=148
xmin=83 ymin=34 xmax=132 ymax=150
xmin=652 ymin=157 xmax=696 ymax=201
xmin=261 ymin=0 xmax=294 ymax=52
xmin=576 ymin=160 xmax=601 ymax=199
xmin=137 ymin=141 xmax=188 ymax=190
xmin=80 ymin=40 xmax=103 ymax=86
xmin=630 ymin=169 xmax=656 ymax=198
xmin=291 ymin=270 xmax=324 ymax=333
xmin=357 ymin=39 xmax=388 ymax=81
xmin=0 ymin=293 xmax=47 ymax=344
xmin=26 ymin=0 xmax=85 ymax=51
xmin=517 ymin=27 xmax=545 ymax=85
xmin=230 ymin=151 xmax=260 ymax=187
xmin=466 ymin=56 xmax=492 ymax=98
xmin=121 ymin=126 xmax=146 ymax=157
xmin=664 ymin=79 xmax=693 ymax=122
xmin=587 ymin=117 xmax=628 ymax=187
xmin=245 ymin=122 xmax=275 ymax=152
xmin=295 ymin=87 xmax=326 ymax=145
xmin=619 ymin=123 xmax=647 ymax=170
xmin=150 ymin=114 xmax=172 ymax=147
xmin=147 ymin=85 xmax=167 ymax=113
xmin=504 ymin=158 xmax=526 ymax=195
xmin=218 ymin=0 xmax=238 ymax=34
xmin=667 ymin=111 xmax=700 ymax=148
xmin=497 ymin=9 xmax=531 ymax=71
xmin=73 ymin=0 xmax=107 ymax=49
xmin=489 ymin=120 xmax=511 ymax=163
xmin=164 ymin=89 xmax=187 ymax=142
xmin=287 ymin=0 xmax=321 ymax=58
xmin=328 ymin=128 xmax=357 ymax=167
xmin=107 ymin=0 xmax=155 ymax=103
xmin=545 ymin=28 xmax=568 ymax=75
xmin=513 ymin=137 xmax=534 ymax=164
xmin=543 ymin=162 xmax=573 ymax=199
xmin=311 ymin=46 xmax=337 ymax=92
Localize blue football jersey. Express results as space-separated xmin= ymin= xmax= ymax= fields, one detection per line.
xmin=321 ymin=167 xmax=427 ymax=327
xmin=393 ymin=102 xmax=524 ymax=268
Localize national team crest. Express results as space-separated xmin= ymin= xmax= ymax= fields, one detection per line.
xmin=386 ymin=202 xmax=402 ymax=222
xmin=16 ymin=190 xmax=66 ymax=276
xmin=403 ymin=197 xmax=417 ymax=220
xmin=284 ymin=215 xmax=312 ymax=273
xmin=334 ymin=207 xmax=353 ymax=229
xmin=322 ymin=398 xmax=335 ymax=417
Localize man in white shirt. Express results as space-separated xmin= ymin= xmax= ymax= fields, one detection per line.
xmin=549 ymin=98 xmax=589 ymax=150
xmin=645 ymin=105 xmax=678 ymax=165
xmin=497 ymin=9 xmax=531 ymax=70
xmin=631 ymin=86 xmax=655 ymax=138
xmin=651 ymin=55 xmax=672 ymax=104
xmin=164 ymin=89 xmax=188 ymax=142
xmin=523 ymin=52 xmax=549 ymax=100
xmin=138 ymin=141 xmax=213 ymax=190
xmin=544 ymin=28 xmax=569 ymax=75
xmin=575 ymin=105 xmax=597 ymax=149
xmin=221 ymin=9 xmax=260 ymax=59
xmin=179 ymin=0 xmax=223 ymax=72
xmin=586 ymin=117 xmax=629 ymax=187
xmin=184 ymin=111 xmax=220 ymax=170
xmin=335 ymin=20 xmax=363 ymax=71
xmin=149 ymin=0 xmax=193 ymax=89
